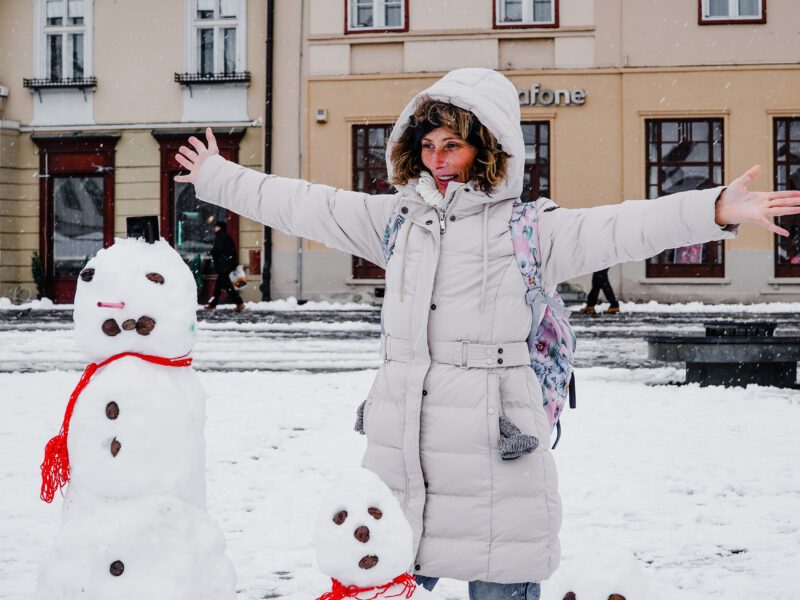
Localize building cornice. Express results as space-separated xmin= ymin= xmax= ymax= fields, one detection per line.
xmin=308 ymin=62 xmax=800 ymax=82
xmin=16 ymin=119 xmax=262 ymax=133
xmin=307 ymin=25 xmax=595 ymax=45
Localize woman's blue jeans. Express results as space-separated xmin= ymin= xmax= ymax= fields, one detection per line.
xmin=415 ymin=575 xmax=541 ymax=600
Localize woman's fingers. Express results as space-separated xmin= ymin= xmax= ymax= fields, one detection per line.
xmin=175 ymin=153 xmax=193 ymax=170
xmin=767 ymin=206 xmax=800 ymax=217
xmin=764 ymin=218 xmax=790 ymax=236
xmin=178 ymin=145 xmax=199 ymax=162
xmin=734 ymin=164 xmax=761 ymax=189
xmin=767 ymin=191 xmax=800 ymax=205
xmin=206 ymin=127 xmax=219 ymax=154
xmin=187 ymin=135 xmax=208 ymax=155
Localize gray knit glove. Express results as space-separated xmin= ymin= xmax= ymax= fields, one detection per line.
xmin=354 ymin=399 xmax=367 ymax=435
xmin=498 ymin=416 xmax=538 ymax=460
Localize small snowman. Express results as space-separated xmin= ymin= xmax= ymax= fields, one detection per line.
xmin=540 ymin=543 xmax=657 ymax=600
xmin=313 ymin=468 xmax=438 ymax=600
xmin=36 ymin=237 xmax=236 ymax=600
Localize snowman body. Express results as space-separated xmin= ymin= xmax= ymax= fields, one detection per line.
xmin=314 ymin=469 xmax=439 ymax=600
xmin=36 ymin=238 xmax=236 ymax=600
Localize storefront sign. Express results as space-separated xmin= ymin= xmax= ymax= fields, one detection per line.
xmin=518 ymin=83 xmax=586 ymax=106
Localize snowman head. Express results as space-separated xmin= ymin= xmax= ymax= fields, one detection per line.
xmin=73 ymin=238 xmax=198 ymax=362
xmin=314 ymin=469 xmax=413 ymax=589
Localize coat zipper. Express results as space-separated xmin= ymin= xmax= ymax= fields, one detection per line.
xmin=438 ymin=187 xmax=465 ymax=234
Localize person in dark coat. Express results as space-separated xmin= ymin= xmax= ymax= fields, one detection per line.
xmin=205 ymin=221 xmax=244 ymax=312
xmin=581 ymin=267 xmax=620 ymax=314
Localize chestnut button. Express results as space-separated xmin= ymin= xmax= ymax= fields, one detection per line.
xmin=401 ymin=207 xmax=408 ymax=214
xmin=105 ymin=402 xmax=119 ymax=420
xmin=109 ymin=560 xmax=124 ymax=576
xmin=110 ymin=438 xmax=121 ymax=457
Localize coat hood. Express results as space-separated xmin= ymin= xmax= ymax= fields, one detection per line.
xmin=386 ymin=68 xmax=525 ymax=201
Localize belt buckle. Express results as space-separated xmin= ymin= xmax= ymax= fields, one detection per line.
xmin=459 ymin=340 xmax=470 ymax=368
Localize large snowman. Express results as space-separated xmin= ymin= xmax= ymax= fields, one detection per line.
xmin=36 ymin=237 xmax=236 ymax=600
xmin=314 ymin=468 xmax=439 ymax=600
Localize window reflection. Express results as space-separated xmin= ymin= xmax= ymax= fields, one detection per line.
xmin=173 ymin=181 xmax=227 ymax=275
xmin=53 ymin=176 xmax=104 ymax=276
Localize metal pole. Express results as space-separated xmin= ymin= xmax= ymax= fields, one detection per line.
xmin=260 ymin=0 xmax=274 ymax=301
xmin=296 ymin=0 xmax=305 ymax=302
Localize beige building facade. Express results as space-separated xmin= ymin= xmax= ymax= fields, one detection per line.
xmin=1 ymin=1 xmax=799 ymax=304
xmin=0 ymin=0 xmax=267 ymax=304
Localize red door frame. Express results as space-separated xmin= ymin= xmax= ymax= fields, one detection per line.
xmin=152 ymin=129 xmax=244 ymax=300
xmin=32 ymin=134 xmax=119 ymax=304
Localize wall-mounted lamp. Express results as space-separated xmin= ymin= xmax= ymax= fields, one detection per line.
xmin=0 ymin=85 xmax=9 ymax=115
xmin=315 ymin=108 xmax=328 ymax=124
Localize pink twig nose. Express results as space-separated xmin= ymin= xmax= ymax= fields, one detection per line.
xmin=97 ymin=302 xmax=126 ymax=309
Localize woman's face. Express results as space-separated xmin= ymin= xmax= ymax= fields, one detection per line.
xmin=420 ymin=127 xmax=478 ymax=196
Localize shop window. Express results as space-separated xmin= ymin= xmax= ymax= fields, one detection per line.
xmin=521 ymin=121 xmax=550 ymax=201
xmin=773 ymin=118 xmax=800 ymax=277
xmin=645 ymin=119 xmax=725 ymax=278
xmin=32 ymin=134 xmax=119 ymax=303
xmin=495 ymin=0 xmax=558 ymax=28
xmin=346 ymin=0 xmax=408 ymax=33
xmin=351 ymin=124 xmax=394 ymax=279
xmin=153 ymin=129 xmax=243 ymax=301
xmin=699 ymin=0 xmax=765 ymax=24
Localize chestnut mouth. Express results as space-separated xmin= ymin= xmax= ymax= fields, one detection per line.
xmin=358 ymin=555 xmax=378 ymax=570
xmin=101 ymin=316 xmax=156 ymax=337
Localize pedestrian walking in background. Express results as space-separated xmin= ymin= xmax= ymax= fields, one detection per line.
xmin=175 ymin=68 xmax=800 ymax=600
xmin=581 ymin=268 xmax=620 ymax=314
xmin=205 ymin=220 xmax=245 ymax=312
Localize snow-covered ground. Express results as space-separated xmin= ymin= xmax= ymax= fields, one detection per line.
xmin=2 ymin=365 xmax=799 ymax=599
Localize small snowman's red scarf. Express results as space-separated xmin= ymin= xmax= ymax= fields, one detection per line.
xmin=316 ymin=574 xmax=417 ymax=600
xmin=40 ymin=352 xmax=192 ymax=503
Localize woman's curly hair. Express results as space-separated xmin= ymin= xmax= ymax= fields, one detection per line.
xmin=390 ymin=97 xmax=509 ymax=194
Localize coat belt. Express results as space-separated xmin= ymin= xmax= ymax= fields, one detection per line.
xmin=380 ymin=335 xmax=530 ymax=368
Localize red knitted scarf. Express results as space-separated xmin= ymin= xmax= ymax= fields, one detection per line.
xmin=316 ymin=574 xmax=417 ymax=600
xmin=40 ymin=352 xmax=193 ymax=503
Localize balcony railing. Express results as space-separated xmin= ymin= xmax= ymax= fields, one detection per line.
xmin=174 ymin=72 xmax=251 ymax=85
xmin=23 ymin=77 xmax=98 ymax=90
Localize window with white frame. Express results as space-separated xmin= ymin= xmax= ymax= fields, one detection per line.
xmin=495 ymin=0 xmax=557 ymax=27
xmin=192 ymin=0 xmax=245 ymax=75
xmin=700 ymin=0 xmax=765 ymax=23
xmin=346 ymin=0 xmax=407 ymax=33
xmin=42 ymin=0 xmax=88 ymax=80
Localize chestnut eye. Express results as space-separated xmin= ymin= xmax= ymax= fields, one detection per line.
xmin=146 ymin=272 xmax=165 ymax=285
xmin=367 ymin=507 xmax=382 ymax=520
xmin=332 ymin=510 xmax=348 ymax=525
xmin=80 ymin=268 xmax=95 ymax=282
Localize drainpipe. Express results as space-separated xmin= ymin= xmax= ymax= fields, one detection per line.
xmin=296 ymin=0 xmax=305 ymax=303
xmin=260 ymin=0 xmax=274 ymax=301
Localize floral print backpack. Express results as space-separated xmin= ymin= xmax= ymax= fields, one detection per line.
xmin=510 ymin=201 xmax=576 ymax=448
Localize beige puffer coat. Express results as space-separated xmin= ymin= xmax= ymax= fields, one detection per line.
xmin=195 ymin=68 xmax=737 ymax=584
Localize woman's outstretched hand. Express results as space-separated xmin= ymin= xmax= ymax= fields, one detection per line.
xmin=716 ymin=165 xmax=800 ymax=236
xmin=174 ymin=127 xmax=219 ymax=185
